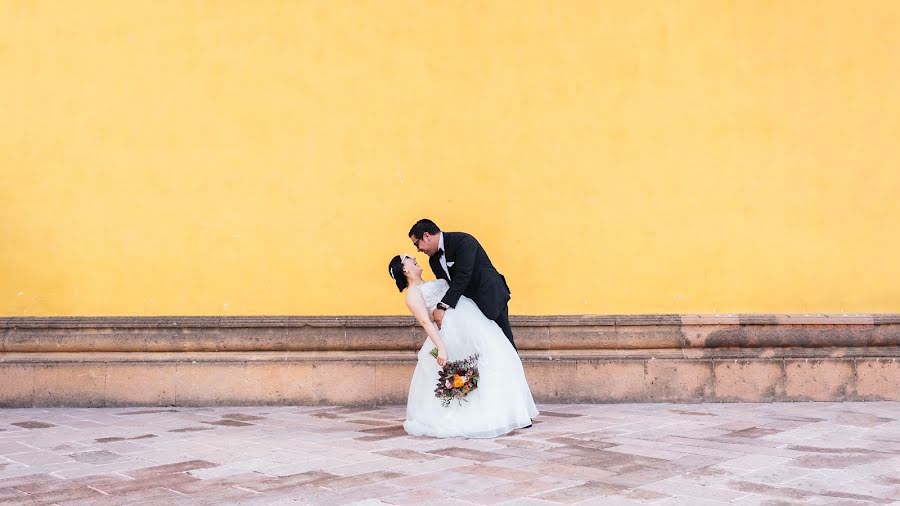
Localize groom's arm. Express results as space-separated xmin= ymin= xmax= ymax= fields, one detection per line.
xmin=440 ymin=234 xmax=477 ymax=309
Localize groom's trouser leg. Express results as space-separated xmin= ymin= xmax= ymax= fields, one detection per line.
xmin=494 ymin=306 xmax=516 ymax=350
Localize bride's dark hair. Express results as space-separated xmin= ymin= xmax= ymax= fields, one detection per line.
xmin=387 ymin=255 xmax=409 ymax=292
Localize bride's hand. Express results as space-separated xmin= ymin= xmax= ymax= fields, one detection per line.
xmin=436 ymin=348 xmax=448 ymax=367
xmin=432 ymin=308 xmax=445 ymax=329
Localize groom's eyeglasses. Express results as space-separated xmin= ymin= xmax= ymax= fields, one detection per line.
xmin=412 ymin=237 xmax=422 ymax=249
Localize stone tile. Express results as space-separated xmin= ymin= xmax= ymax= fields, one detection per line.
xmin=322 ymin=483 xmax=405 ymax=505
xmin=325 ymin=457 xmax=405 ymax=476
xmin=599 ymin=466 xmax=682 ymax=487
xmin=497 ymin=437 xmax=557 ymax=450
xmin=203 ymin=418 xmax=255 ymax=427
xmin=567 ymin=361 xmax=646 ymax=402
xmin=726 ymin=480 xmax=818 ymax=500
xmin=239 ymin=470 xmax=339 ymax=492
xmin=461 ymin=475 xmax=580 ymax=503
xmin=322 ymin=470 xmax=407 ymax=491
xmin=604 ymin=444 xmax=687 ymax=461
xmin=123 ymin=459 xmax=219 ymax=478
xmin=373 ymin=448 xmax=440 ymax=462
xmin=174 ymin=484 xmax=260 ymax=503
xmin=645 ymin=361 xmax=715 ymax=402
xmin=0 ymin=403 xmax=896 ymax=504
xmin=117 ymin=409 xmax=180 ymax=416
xmin=667 ymin=453 xmax=728 ymax=471
xmin=32 ymin=364 xmax=106 ymax=407
xmin=426 ymin=447 xmax=505 ymax=462
xmin=375 ymin=362 xmax=415 ymax=405
xmin=68 ymin=449 xmax=127 ymax=464
xmin=784 ymin=360 xmax=855 ymax=401
xmin=4 ymin=450 xmax=73 ymax=466
xmin=94 ymin=434 xmax=156 ymax=443
xmin=855 ymin=359 xmax=900 ymax=401
xmin=548 ymin=444 xmax=622 ymax=459
xmin=791 ymin=452 xmax=892 ymax=469
xmin=388 ymin=456 xmax=473 ymax=476
xmin=10 ymin=421 xmax=56 ymax=429
xmin=166 ymin=471 xmax=268 ymax=494
xmin=260 ymin=457 xmax=348 ymax=477
xmin=547 ymin=436 xmax=617 ymax=450
xmin=0 ymin=473 xmax=65 ymax=490
xmin=105 ymin=364 xmax=177 ymax=406
xmin=0 ymin=366 xmax=34 ymax=407
xmin=486 ymin=456 xmax=543 ymax=469
xmin=713 ymin=360 xmax=785 ymax=402
xmin=187 ymin=458 xmax=276 ymax=479
xmin=714 ymin=454 xmax=793 ymax=471
xmin=174 ymin=363 xmax=252 ymax=405
xmin=537 ymin=481 xmax=631 ymax=502
xmin=7 ymin=476 xmax=87 ymax=495
xmin=659 ymin=498 xmax=735 ymax=505
xmin=379 ymin=487 xmax=451 ymax=505
xmin=493 ymin=446 xmax=559 ymax=463
xmin=168 ymin=426 xmax=214 ymax=433
xmin=85 ymin=471 xmax=198 ymax=495
xmin=67 ymin=486 xmax=181 ymax=505
xmin=735 ymin=465 xmax=816 ymax=485
xmin=0 ymin=487 xmax=28 ymax=501
xmin=655 ymin=436 xmax=793 ymax=458
xmin=0 ymin=442 xmax=34 ymax=456
xmin=833 ymin=411 xmax=894 ymax=428
xmin=539 ymin=411 xmax=585 ymax=418
xmin=668 ymin=465 xmax=733 ymax=488
xmin=525 ymin=363 xmax=577 ymax=403
xmin=452 ymin=463 xmax=543 ymax=482
xmin=221 ymin=413 xmax=266 ymax=422
xmin=345 ymin=418 xmax=394 ymax=427
xmin=0 ymin=485 xmax=105 ymax=505
xmin=522 ymin=461 xmax=616 ymax=482
xmin=727 ymin=427 xmax=783 ymax=438
xmin=309 ymin=362 xmax=383 ymax=405
xmin=387 ymin=470 xmax=484 ymax=490
xmin=640 ymin=479 xmax=749 ymax=502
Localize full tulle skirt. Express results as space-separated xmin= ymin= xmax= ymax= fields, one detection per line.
xmin=404 ymin=296 xmax=538 ymax=438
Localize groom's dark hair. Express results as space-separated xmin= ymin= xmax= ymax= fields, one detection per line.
xmin=408 ymin=219 xmax=440 ymax=239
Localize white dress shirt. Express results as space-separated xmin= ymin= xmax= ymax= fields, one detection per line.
xmin=438 ymin=232 xmax=451 ymax=280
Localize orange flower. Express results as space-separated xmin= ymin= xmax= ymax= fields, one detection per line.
xmin=452 ymin=375 xmax=465 ymax=388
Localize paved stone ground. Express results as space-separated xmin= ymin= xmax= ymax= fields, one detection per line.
xmin=0 ymin=403 xmax=898 ymax=505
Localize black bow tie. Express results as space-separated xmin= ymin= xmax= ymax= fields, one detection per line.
xmin=436 ymin=248 xmax=444 ymax=258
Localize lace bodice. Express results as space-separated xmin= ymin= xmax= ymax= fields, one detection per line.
xmin=416 ymin=279 xmax=450 ymax=313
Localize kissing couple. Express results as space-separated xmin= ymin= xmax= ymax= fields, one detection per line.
xmin=388 ymin=219 xmax=537 ymax=438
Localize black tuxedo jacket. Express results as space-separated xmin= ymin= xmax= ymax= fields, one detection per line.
xmin=430 ymin=232 xmax=511 ymax=321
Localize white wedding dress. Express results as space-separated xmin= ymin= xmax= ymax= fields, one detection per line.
xmin=404 ymin=279 xmax=538 ymax=438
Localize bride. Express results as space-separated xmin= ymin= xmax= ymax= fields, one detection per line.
xmin=388 ymin=254 xmax=538 ymax=438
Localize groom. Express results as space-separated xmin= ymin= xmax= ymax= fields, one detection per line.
xmin=408 ymin=219 xmax=516 ymax=349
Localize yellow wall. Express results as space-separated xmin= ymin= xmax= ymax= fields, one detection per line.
xmin=2 ymin=1 xmax=899 ymax=316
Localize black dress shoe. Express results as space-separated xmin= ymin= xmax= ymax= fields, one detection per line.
xmin=523 ymin=423 xmax=533 ymax=429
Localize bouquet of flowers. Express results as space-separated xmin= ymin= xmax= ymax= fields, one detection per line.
xmin=430 ymin=348 xmax=480 ymax=407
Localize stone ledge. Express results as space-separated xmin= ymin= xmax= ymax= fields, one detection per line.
xmin=4 ymin=313 xmax=899 ymax=328
xmin=1 ymin=357 xmax=896 ymax=406
xmin=3 ymin=314 xmax=899 ymax=352
xmin=1 ymin=347 xmax=898 ymax=364
xmin=2 ymin=314 xmax=897 ymax=406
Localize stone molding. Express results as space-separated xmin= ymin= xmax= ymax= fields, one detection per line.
xmin=2 ymin=314 xmax=899 ymax=352
xmin=1 ymin=314 xmax=898 ymax=406
xmin=4 ymin=313 xmax=899 ymax=328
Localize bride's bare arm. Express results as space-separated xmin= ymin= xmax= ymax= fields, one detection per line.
xmin=406 ymin=287 xmax=448 ymax=367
